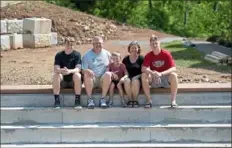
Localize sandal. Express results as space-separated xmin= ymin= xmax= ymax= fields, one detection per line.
xmin=144 ymin=102 xmax=152 ymax=108
xmin=133 ymin=101 xmax=140 ymax=108
xmin=127 ymin=101 xmax=134 ymax=108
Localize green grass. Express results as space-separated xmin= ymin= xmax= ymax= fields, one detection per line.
xmin=161 ymin=41 xmax=231 ymax=74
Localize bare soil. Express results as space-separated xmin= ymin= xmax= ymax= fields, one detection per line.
xmin=0 ymin=1 xmax=231 ymax=85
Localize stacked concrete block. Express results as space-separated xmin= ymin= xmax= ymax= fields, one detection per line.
xmin=211 ymin=51 xmax=229 ymax=59
xmin=23 ymin=34 xmax=52 ymax=48
xmin=51 ymin=32 xmax=58 ymax=45
xmin=1 ymin=35 xmax=10 ymax=50
xmin=9 ymin=33 xmax=23 ymax=49
xmin=23 ymin=18 xmax=55 ymax=48
xmin=204 ymin=54 xmax=220 ymax=64
xmin=7 ymin=19 xmax=23 ymax=34
xmin=23 ymin=18 xmax=51 ymax=34
xmin=1 ymin=20 xmax=7 ymax=34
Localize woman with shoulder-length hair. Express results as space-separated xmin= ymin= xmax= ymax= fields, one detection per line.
xmin=122 ymin=41 xmax=144 ymax=107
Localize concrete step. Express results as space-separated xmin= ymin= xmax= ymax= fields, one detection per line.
xmin=1 ymin=143 xmax=231 ymax=148
xmin=1 ymin=124 xmax=230 ymax=144
xmin=1 ymin=92 xmax=231 ymax=107
xmin=1 ymin=106 xmax=231 ymax=125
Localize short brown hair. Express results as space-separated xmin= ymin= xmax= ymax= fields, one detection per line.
xmin=65 ymin=37 xmax=75 ymax=43
xmin=150 ymin=34 xmax=159 ymax=42
xmin=112 ymin=51 xmax=121 ymax=57
xmin=127 ymin=41 xmax=141 ymax=54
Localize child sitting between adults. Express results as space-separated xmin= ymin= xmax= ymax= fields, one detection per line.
xmin=106 ymin=51 xmax=129 ymax=107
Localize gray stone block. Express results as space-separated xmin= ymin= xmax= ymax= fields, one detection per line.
xmin=51 ymin=32 xmax=57 ymax=45
xmin=23 ymin=34 xmax=52 ymax=48
xmin=1 ymin=35 xmax=10 ymax=50
xmin=7 ymin=19 xmax=23 ymax=34
xmin=9 ymin=33 xmax=23 ymax=49
xmin=204 ymin=54 xmax=220 ymax=63
xmin=211 ymin=51 xmax=229 ymax=59
xmin=1 ymin=20 xmax=7 ymax=34
xmin=23 ymin=18 xmax=52 ymax=34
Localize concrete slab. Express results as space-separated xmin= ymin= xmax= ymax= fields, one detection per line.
xmin=1 ymin=143 xmax=231 ymax=148
xmin=23 ymin=34 xmax=52 ymax=48
xmin=23 ymin=18 xmax=51 ymax=34
xmin=204 ymin=54 xmax=220 ymax=63
xmin=1 ymin=124 xmax=230 ymax=144
xmin=7 ymin=19 xmax=23 ymax=34
xmin=211 ymin=51 xmax=230 ymax=59
xmin=1 ymin=106 xmax=231 ymax=125
xmin=1 ymin=92 xmax=231 ymax=107
xmin=51 ymin=32 xmax=57 ymax=45
xmin=1 ymin=20 xmax=7 ymax=34
xmin=9 ymin=33 xmax=23 ymax=49
xmin=1 ymin=35 xmax=10 ymax=50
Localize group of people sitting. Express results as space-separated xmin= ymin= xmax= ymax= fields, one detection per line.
xmin=52 ymin=35 xmax=178 ymax=109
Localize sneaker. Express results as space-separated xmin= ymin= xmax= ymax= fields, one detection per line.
xmin=121 ymin=98 xmax=127 ymax=108
xmin=74 ymin=98 xmax=82 ymax=109
xmin=87 ymin=99 xmax=95 ymax=109
xmin=107 ymin=99 xmax=113 ymax=108
xmin=171 ymin=101 xmax=178 ymax=108
xmin=54 ymin=99 xmax=60 ymax=109
xmin=100 ymin=98 xmax=107 ymax=109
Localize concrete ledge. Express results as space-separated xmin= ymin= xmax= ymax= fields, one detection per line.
xmin=1 ymin=83 xmax=231 ymax=94
xmin=1 ymin=143 xmax=231 ymax=148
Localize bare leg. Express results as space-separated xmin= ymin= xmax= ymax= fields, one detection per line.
xmin=124 ymin=78 xmax=132 ymax=101
xmin=101 ymin=72 xmax=112 ymax=98
xmin=52 ymin=73 xmax=63 ymax=95
xmin=84 ymin=73 xmax=94 ymax=98
xmin=117 ymin=83 xmax=124 ymax=99
xmin=72 ymin=73 xmax=82 ymax=95
xmin=168 ymin=72 xmax=178 ymax=104
xmin=131 ymin=79 xmax=140 ymax=101
xmin=141 ymin=73 xmax=152 ymax=103
xmin=109 ymin=83 xmax=115 ymax=100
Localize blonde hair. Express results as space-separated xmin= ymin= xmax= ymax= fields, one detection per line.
xmin=150 ymin=34 xmax=159 ymax=42
xmin=111 ymin=51 xmax=121 ymax=57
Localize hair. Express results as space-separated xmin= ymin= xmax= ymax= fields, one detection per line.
xmin=149 ymin=34 xmax=159 ymax=42
xmin=64 ymin=37 xmax=75 ymax=44
xmin=127 ymin=41 xmax=141 ymax=54
xmin=92 ymin=36 xmax=103 ymax=42
xmin=111 ymin=51 xmax=121 ymax=57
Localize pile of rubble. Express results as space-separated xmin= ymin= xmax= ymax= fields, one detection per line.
xmin=1 ymin=17 xmax=57 ymax=50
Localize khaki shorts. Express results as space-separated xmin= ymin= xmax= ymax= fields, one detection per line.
xmin=93 ymin=75 xmax=104 ymax=88
xmin=150 ymin=75 xmax=170 ymax=88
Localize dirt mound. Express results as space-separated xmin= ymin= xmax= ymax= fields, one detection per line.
xmin=1 ymin=1 xmax=171 ymax=45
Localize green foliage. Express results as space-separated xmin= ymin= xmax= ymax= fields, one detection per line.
xmin=46 ymin=0 xmax=231 ymax=39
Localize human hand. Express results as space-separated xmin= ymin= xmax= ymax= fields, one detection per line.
xmin=85 ymin=69 xmax=95 ymax=78
xmin=61 ymin=67 xmax=71 ymax=75
xmin=152 ymin=71 xmax=162 ymax=77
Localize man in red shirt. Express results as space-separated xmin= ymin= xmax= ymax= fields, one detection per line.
xmin=141 ymin=35 xmax=178 ymax=108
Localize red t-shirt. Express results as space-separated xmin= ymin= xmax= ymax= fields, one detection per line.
xmin=108 ymin=63 xmax=127 ymax=79
xmin=143 ymin=49 xmax=175 ymax=72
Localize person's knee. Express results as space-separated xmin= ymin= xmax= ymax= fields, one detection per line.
xmin=83 ymin=72 xmax=91 ymax=82
xmin=72 ymin=72 xmax=81 ymax=82
xmin=169 ymin=72 xmax=178 ymax=81
xmin=103 ymin=72 xmax=112 ymax=80
xmin=141 ymin=73 xmax=149 ymax=81
xmin=124 ymin=78 xmax=131 ymax=85
xmin=52 ymin=73 xmax=62 ymax=82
